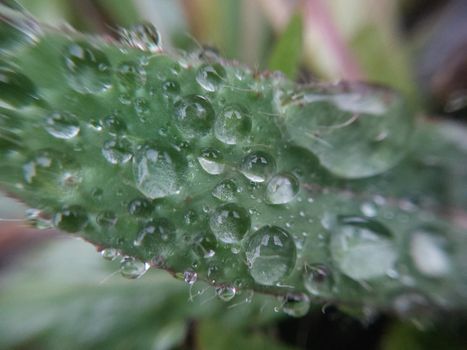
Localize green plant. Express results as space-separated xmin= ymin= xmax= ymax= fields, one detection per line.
xmin=0 ymin=2 xmax=466 ymax=321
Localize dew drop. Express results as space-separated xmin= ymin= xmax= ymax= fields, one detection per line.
xmin=330 ymin=216 xmax=397 ymax=280
xmin=410 ymin=229 xmax=451 ymax=278
xmin=360 ymin=202 xmax=378 ymax=217
xmin=195 ymin=63 xmax=226 ymax=92
xmin=303 ymin=263 xmax=333 ymax=296
xmin=128 ymin=198 xmax=153 ymax=216
xmin=53 ymin=205 xmax=88 ymax=233
xmin=134 ymin=97 xmax=150 ymax=116
xmin=266 ymin=173 xmax=299 ymax=204
xmin=240 ymin=151 xmax=276 ymax=183
xmin=25 ymin=208 xmax=52 ymax=229
xmin=96 ymin=210 xmax=117 ymax=228
xmin=63 ymin=42 xmax=112 ymax=93
xmin=212 ymin=179 xmax=238 ymax=202
xmin=120 ymin=256 xmax=149 ymax=279
xmin=101 ymin=114 xmax=127 ymax=134
xmin=117 ymin=61 xmax=146 ymax=89
xmin=0 ymin=66 xmax=38 ymax=106
xmin=192 ymin=232 xmax=217 ymax=259
xmin=281 ymin=294 xmax=311 ymax=317
xmin=215 ymin=285 xmax=237 ymax=302
xmin=100 ymin=248 xmax=119 ymax=261
xmin=209 ymin=203 xmax=250 ymax=244
xmin=133 ymin=144 xmax=184 ymax=199
xmin=214 ymin=104 xmax=252 ymax=145
xmin=183 ymin=270 xmax=198 ymax=285
xmin=197 ymin=148 xmax=224 ymax=175
xmin=119 ymin=22 xmax=162 ymax=52
xmin=44 ymin=111 xmax=80 ymax=139
xmin=173 ymin=95 xmax=215 ymax=138
xmin=162 ymin=79 xmax=180 ymax=96
xmin=102 ymin=138 xmax=132 ymax=164
xmin=244 ymin=225 xmax=296 ymax=285
xmin=134 ymin=218 xmax=175 ymax=246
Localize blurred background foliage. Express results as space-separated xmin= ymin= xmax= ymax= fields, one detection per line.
xmin=0 ymin=0 xmax=466 ymax=349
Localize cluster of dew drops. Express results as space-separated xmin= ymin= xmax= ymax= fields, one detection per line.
xmin=8 ymin=20 xmax=454 ymax=318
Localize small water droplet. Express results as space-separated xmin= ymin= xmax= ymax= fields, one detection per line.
xmin=330 ymin=216 xmax=397 ymax=280
xmin=128 ymin=198 xmax=153 ymax=216
xmin=197 ymin=148 xmax=224 ymax=175
xmin=100 ymin=248 xmax=119 ymax=261
xmin=173 ymin=95 xmax=215 ymax=138
xmin=120 ymin=256 xmax=149 ymax=279
xmin=25 ymin=208 xmax=52 ymax=229
xmin=196 ymin=63 xmax=226 ymax=92
xmin=96 ymin=210 xmax=117 ymax=228
xmin=240 ymin=151 xmax=276 ymax=183
xmin=303 ymin=263 xmax=333 ymax=296
xmin=215 ymin=285 xmax=237 ymax=301
xmin=53 ymin=205 xmax=88 ymax=233
xmin=214 ymin=104 xmax=252 ymax=145
xmin=133 ymin=144 xmax=185 ymax=199
xmin=134 ymin=97 xmax=150 ymax=116
xmin=212 ymin=179 xmax=238 ymax=202
xmin=44 ymin=111 xmax=80 ymax=139
xmin=134 ymin=218 xmax=175 ymax=246
xmin=410 ymin=229 xmax=451 ymax=278
xmin=244 ymin=225 xmax=296 ymax=285
xmin=63 ymin=42 xmax=112 ymax=93
xmin=101 ymin=114 xmax=127 ymax=134
xmin=192 ymin=232 xmax=217 ymax=259
xmin=119 ymin=22 xmax=162 ymax=52
xmin=360 ymin=202 xmax=378 ymax=217
xmin=209 ymin=203 xmax=250 ymax=244
xmin=102 ymin=138 xmax=132 ymax=164
xmin=117 ymin=61 xmax=146 ymax=89
xmin=281 ymin=294 xmax=311 ymax=317
xmin=183 ymin=270 xmax=198 ymax=285
xmin=161 ymin=79 xmax=180 ymax=96
xmin=266 ymin=173 xmax=299 ymax=204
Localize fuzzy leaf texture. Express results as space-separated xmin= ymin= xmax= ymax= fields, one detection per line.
xmin=0 ymin=4 xmax=466 ymax=317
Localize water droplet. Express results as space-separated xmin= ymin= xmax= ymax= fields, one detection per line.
xmin=240 ymin=151 xmax=276 ymax=183
xmin=120 ymin=256 xmax=149 ymax=279
xmin=119 ymin=22 xmax=162 ymax=52
xmin=128 ymin=198 xmax=153 ymax=216
xmin=25 ymin=208 xmax=52 ymax=229
xmin=173 ymin=95 xmax=215 ymax=138
xmin=192 ymin=232 xmax=217 ymax=259
xmin=0 ymin=66 xmax=38 ymax=106
xmin=410 ymin=229 xmax=451 ymax=278
xmin=44 ymin=111 xmax=80 ymax=139
xmin=117 ymin=61 xmax=146 ymax=89
xmin=244 ymin=225 xmax=296 ymax=285
xmin=100 ymin=248 xmax=119 ymax=261
xmin=63 ymin=42 xmax=112 ymax=93
xmin=134 ymin=218 xmax=175 ymax=246
xmin=96 ymin=211 xmax=117 ymax=228
xmin=281 ymin=294 xmax=311 ymax=317
xmin=102 ymin=138 xmax=132 ymax=164
xmin=133 ymin=144 xmax=185 ymax=199
xmin=209 ymin=203 xmax=250 ymax=244
xmin=161 ymin=79 xmax=180 ymax=96
xmin=266 ymin=173 xmax=299 ymax=204
xmin=212 ymin=179 xmax=238 ymax=202
xmin=101 ymin=114 xmax=127 ymax=134
xmin=215 ymin=285 xmax=237 ymax=301
xmin=303 ymin=263 xmax=333 ymax=296
xmin=196 ymin=63 xmax=226 ymax=92
xmin=134 ymin=97 xmax=150 ymax=116
xmin=360 ymin=202 xmax=378 ymax=217
xmin=53 ymin=205 xmax=88 ymax=233
xmin=214 ymin=104 xmax=252 ymax=145
xmin=197 ymin=148 xmax=224 ymax=175
xmin=183 ymin=270 xmax=198 ymax=285
xmin=330 ymin=216 xmax=397 ymax=280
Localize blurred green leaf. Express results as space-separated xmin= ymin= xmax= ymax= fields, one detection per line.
xmin=268 ymin=13 xmax=303 ymax=79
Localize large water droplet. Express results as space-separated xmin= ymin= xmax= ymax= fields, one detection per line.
xmin=53 ymin=205 xmax=88 ymax=233
xmin=279 ymin=83 xmax=414 ymax=178
xmin=281 ymin=294 xmax=311 ymax=317
xmin=173 ymin=95 xmax=214 ymax=138
xmin=102 ymin=138 xmax=132 ymax=164
xmin=215 ymin=285 xmax=237 ymax=301
xmin=198 ymin=148 xmax=224 ymax=175
xmin=133 ymin=144 xmax=184 ymax=199
xmin=212 ymin=179 xmax=238 ymax=202
xmin=303 ymin=263 xmax=333 ymax=296
xmin=330 ymin=216 xmax=397 ymax=280
xmin=266 ymin=173 xmax=299 ymax=204
xmin=410 ymin=229 xmax=451 ymax=278
xmin=196 ymin=63 xmax=226 ymax=92
xmin=214 ymin=104 xmax=252 ymax=145
xmin=120 ymin=257 xmax=149 ymax=279
xmin=44 ymin=111 xmax=80 ymax=139
xmin=0 ymin=66 xmax=37 ymax=106
xmin=119 ymin=22 xmax=162 ymax=52
xmin=240 ymin=151 xmax=276 ymax=183
xmin=63 ymin=42 xmax=112 ymax=93
xmin=209 ymin=203 xmax=250 ymax=244
xmin=244 ymin=225 xmax=296 ymax=285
